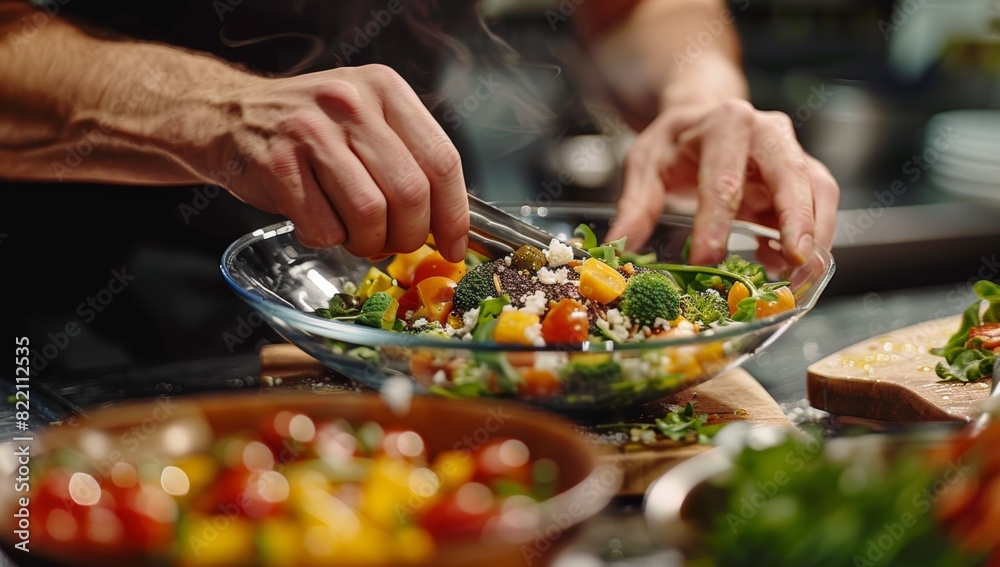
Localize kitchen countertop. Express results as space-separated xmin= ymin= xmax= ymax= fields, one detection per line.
xmin=0 ymin=281 xmax=985 ymax=566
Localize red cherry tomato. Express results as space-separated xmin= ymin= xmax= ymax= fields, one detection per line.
xmin=102 ymin=483 xmax=174 ymax=552
xmin=398 ymin=285 xmax=421 ymax=316
xmin=472 ymin=439 xmax=533 ymax=487
xmin=540 ymin=298 xmax=589 ymax=344
xmin=418 ymin=491 xmax=496 ymax=542
xmin=412 ymin=251 xmax=466 ymax=287
xmin=196 ymin=467 xmax=279 ymax=519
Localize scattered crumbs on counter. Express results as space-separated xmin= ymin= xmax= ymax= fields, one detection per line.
xmin=780 ymin=399 xmax=836 ymax=435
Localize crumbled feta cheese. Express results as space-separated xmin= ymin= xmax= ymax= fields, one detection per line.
xmin=596 ymin=318 xmax=630 ymax=343
xmin=537 ymin=266 xmax=570 ymax=285
xmin=503 ymin=255 xmax=512 ymax=266
xmin=606 ymin=308 xmax=630 ymax=328
xmin=597 ymin=308 xmax=631 ymax=343
xmin=524 ymin=323 xmax=546 ymax=347
xmin=544 ymin=238 xmax=574 ymax=267
xmin=520 ymin=290 xmax=548 ymax=316
xmin=630 ymin=428 xmax=657 ymax=445
xmin=621 ymin=358 xmax=652 ymax=383
xmin=412 ymin=318 xmax=429 ymax=329
xmin=674 ymin=320 xmax=697 ymax=336
xmin=432 ymin=370 xmax=448 ymax=385
xmin=652 ymin=317 xmax=671 ymax=330
xmin=455 ymin=307 xmax=480 ymax=337
xmin=453 ymin=363 xmax=492 ymax=386
xmin=502 ymin=304 xmax=517 ymax=313
xmin=380 ymin=375 xmax=414 ymax=416
xmin=534 ymin=351 xmax=568 ymax=373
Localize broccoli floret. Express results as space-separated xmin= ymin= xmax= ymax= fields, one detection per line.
xmin=680 ymin=289 xmax=731 ymax=326
xmin=453 ymin=261 xmax=499 ymax=311
xmin=619 ymin=271 xmax=681 ymax=326
xmin=564 ymin=358 xmax=623 ymax=382
xmin=719 ymin=255 xmax=767 ymax=290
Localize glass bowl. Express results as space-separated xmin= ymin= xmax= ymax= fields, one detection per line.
xmin=220 ymin=203 xmax=835 ymax=414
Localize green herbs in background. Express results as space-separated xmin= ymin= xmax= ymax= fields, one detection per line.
xmin=596 ymin=402 xmax=721 ymax=445
xmin=932 ymin=280 xmax=1000 ymax=382
xmin=693 ymin=430 xmax=985 ymax=567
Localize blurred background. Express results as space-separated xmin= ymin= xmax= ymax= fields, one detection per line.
xmin=4 ymin=0 xmax=1000 ymax=379
xmin=466 ymin=0 xmax=1000 ymax=295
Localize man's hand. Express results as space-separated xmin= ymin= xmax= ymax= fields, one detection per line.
xmin=606 ymin=98 xmax=838 ymax=267
xmin=576 ymin=0 xmax=839 ymax=268
xmin=0 ymin=1 xmax=470 ymax=263
xmin=200 ymin=65 xmax=470 ymax=262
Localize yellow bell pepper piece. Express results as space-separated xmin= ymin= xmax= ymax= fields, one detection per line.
xmin=177 ymin=514 xmax=255 ymax=566
xmin=494 ymin=311 xmax=541 ymax=346
xmin=578 ymin=258 xmax=626 ymax=304
xmin=357 ymin=267 xmax=393 ymax=302
xmin=432 ymin=450 xmax=475 ymax=492
xmin=384 ymin=285 xmax=406 ymax=301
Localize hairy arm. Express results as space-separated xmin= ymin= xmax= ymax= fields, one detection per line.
xmin=0 ymin=1 xmax=250 ymax=185
xmin=574 ymin=0 xmax=747 ymax=127
xmin=0 ymin=1 xmax=470 ymax=261
xmin=576 ymin=0 xmax=837 ymax=268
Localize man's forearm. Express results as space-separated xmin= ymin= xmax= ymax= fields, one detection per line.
xmin=0 ymin=2 xmax=261 ymax=185
xmin=575 ymin=0 xmax=749 ymax=125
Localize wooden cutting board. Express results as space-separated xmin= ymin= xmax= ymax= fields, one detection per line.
xmin=584 ymin=367 xmax=789 ymax=496
xmin=807 ymin=315 xmax=992 ymax=423
xmin=258 ymin=344 xmax=789 ymax=497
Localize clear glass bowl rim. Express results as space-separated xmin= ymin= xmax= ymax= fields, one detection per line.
xmin=220 ymin=203 xmax=836 ymax=353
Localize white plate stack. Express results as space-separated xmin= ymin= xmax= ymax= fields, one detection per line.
xmin=925 ymin=109 xmax=1000 ymax=202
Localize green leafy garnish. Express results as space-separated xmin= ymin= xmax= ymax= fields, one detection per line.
xmin=315 ymin=293 xmax=361 ymax=319
xmin=698 ymin=428 xmax=985 ymax=567
xmin=354 ymin=292 xmax=399 ymax=330
xmin=936 ymin=347 xmax=993 ymax=382
xmin=317 ymin=292 xmax=399 ymax=331
xmin=476 ymin=294 xmax=511 ymax=329
xmin=596 ymin=401 xmax=720 ymax=445
xmin=931 ymin=280 xmax=1000 ymax=382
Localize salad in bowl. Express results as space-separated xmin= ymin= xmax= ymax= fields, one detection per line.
xmin=221 ymin=204 xmax=834 ymax=412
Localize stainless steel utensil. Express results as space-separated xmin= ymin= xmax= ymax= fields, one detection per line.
xmin=467 ymin=194 xmax=590 ymax=260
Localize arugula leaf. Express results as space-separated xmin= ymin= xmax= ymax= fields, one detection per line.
xmin=935 ymin=348 xmax=995 ymax=383
xmin=931 ymin=299 xmax=982 ymax=363
xmin=588 ymin=244 xmax=620 ymax=268
xmin=595 ymin=401 xmax=719 ymax=445
xmin=932 ymin=280 xmax=1000 ymax=382
xmin=476 ymin=294 xmax=511 ymax=329
xmin=316 ymin=293 xmax=361 ymax=319
xmin=975 ymin=280 xmax=1000 ymax=322
xmin=732 ymin=297 xmax=759 ymax=323
xmin=354 ymin=292 xmax=398 ymax=330
xmin=574 ymin=223 xmax=598 ymax=250
xmin=620 ymin=250 xmax=658 ymax=265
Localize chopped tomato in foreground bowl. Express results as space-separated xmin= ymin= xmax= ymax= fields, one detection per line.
xmin=0 ymin=393 xmax=619 ymax=567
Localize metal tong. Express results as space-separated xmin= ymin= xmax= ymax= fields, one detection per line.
xmin=467 ymin=194 xmax=590 ymax=260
